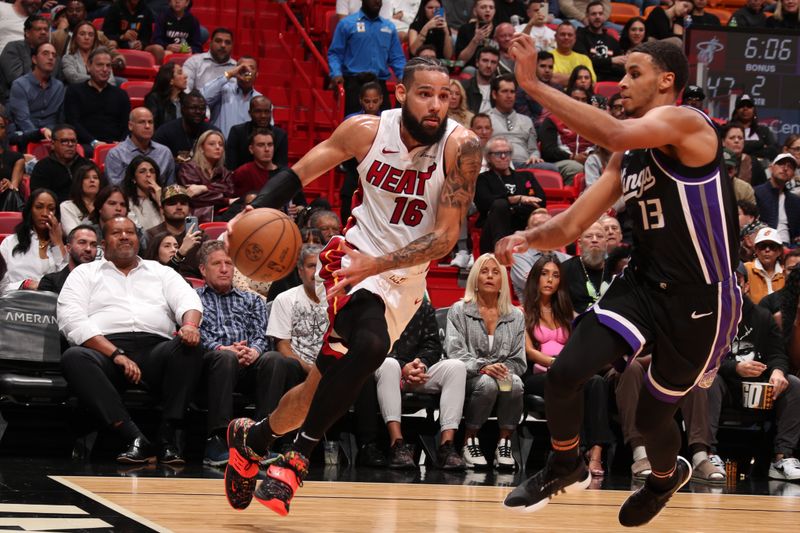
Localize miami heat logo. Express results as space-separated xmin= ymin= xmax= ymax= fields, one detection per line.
xmin=245 ymin=243 xmax=263 ymax=262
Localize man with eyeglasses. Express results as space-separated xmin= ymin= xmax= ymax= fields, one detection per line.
xmin=29 ymin=124 xmax=90 ymax=203
xmin=475 ymin=136 xmax=547 ymax=253
xmin=754 ymin=153 xmax=800 ymax=247
xmin=744 ymin=227 xmax=785 ymax=305
xmin=488 ymin=73 xmax=560 ymax=172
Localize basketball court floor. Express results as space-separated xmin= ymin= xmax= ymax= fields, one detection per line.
xmin=2 ymin=457 xmax=799 ymax=532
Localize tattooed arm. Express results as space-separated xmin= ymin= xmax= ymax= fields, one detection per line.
xmin=327 ymin=128 xmax=480 ymax=298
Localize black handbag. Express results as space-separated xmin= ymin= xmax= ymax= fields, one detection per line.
xmin=0 ymin=189 xmax=23 ymax=212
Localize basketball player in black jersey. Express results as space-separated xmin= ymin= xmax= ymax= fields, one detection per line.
xmin=496 ymin=37 xmax=742 ymax=526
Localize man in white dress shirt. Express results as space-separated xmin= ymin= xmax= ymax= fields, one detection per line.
xmin=58 ymin=216 xmax=204 ymax=465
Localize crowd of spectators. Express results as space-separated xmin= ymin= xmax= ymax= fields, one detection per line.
xmin=0 ymin=0 xmax=799 ymax=480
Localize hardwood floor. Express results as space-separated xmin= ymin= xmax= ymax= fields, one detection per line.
xmin=54 ymin=476 xmax=800 ymax=532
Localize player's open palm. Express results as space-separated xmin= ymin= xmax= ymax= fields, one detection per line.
xmin=495 ymin=231 xmax=529 ymax=266
xmin=328 ymin=243 xmax=377 ymax=300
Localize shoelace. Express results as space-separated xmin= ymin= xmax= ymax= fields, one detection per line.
xmin=709 ymin=455 xmax=725 ymax=468
xmin=498 ymin=442 xmax=512 ymax=458
xmin=467 ymin=442 xmax=482 ymax=457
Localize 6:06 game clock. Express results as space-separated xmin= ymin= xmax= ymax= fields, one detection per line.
xmin=685 ymin=27 xmax=800 ymax=141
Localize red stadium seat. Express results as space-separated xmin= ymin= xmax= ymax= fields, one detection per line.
xmin=547 ymin=203 xmax=571 ymax=217
xmin=0 ymin=212 xmax=22 ymax=233
xmin=185 ymin=277 xmax=205 ymax=288
xmin=121 ymin=80 xmax=153 ymax=109
xmin=594 ymin=81 xmax=620 ymax=99
xmin=167 ymin=53 xmax=192 ymax=66
xmin=610 ymin=2 xmax=640 ymax=24
xmin=117 ymin=49 xmax=159 ymax=80
xmin=93 ymin=142 xmax=118 ymax=172
xmin=199 ymin=222 xmax=228 ymax=240
xmin=27 ymin=141 xmax=52 ymax=161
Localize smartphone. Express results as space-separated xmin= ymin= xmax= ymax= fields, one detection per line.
xmin=435 ymin=7 xmax=444 ymax=18
xmin=185 ymin=216 xmax=199 ymax=232
xmin=478 ymin=20 xmax=490 ymax=29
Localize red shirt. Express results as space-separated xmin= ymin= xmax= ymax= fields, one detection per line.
xmin=231 ymin=161 xmax=273 ymax=197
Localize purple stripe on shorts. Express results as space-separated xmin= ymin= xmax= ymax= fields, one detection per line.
xmin=643 ymin=372 xmax=683 ymax=404
xmin=594 ymin=310 xmax=643 ymax=355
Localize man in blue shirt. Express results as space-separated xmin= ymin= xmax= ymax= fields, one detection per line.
xmin=196 ymin=240 xmax=272 ymax=467
xmin=328 ymin=0 xmax=406 ymax=116
xmin=201 ymin=56 xmax=262 ymax=139
xmin=8 ymin=42 xmax=65 ymax=150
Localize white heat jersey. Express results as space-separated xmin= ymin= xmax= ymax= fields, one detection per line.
xmin=346 ymin=108 xmax=460 ymax=277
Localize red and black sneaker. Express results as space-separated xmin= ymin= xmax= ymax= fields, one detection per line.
xmin=254 ymin=450 xmax=309 ymax=516
xmin=224 ymin=418 xmax=262 ymax=511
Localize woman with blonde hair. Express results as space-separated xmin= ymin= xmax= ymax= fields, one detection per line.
xmin=177 ymin=130 xmax=234 ymax=222
xmin=445 ymin=253 xmax=526 ymax=470
xmin=447 ymin=79 xmax=474 ymax=127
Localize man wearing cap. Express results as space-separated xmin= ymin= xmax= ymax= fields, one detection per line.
xmin=724 ymin=147 xmax=756 ymax=204
xmin=745 ymin=227 xmax=786 ymax=304
xmin=755 ymin=153 xmax=800 ymax=247
xmin=681 ymin=85 xmax=724 ymax=126
xmin=730 ymin=94 xmax=779 ymax=160
xmin=728 ymin=0 xmax=767 ymax=28
xmin=146 ymin=184 xmax=205 ymax=278
xmin=707 ymin=263 xmax=800 ymax=482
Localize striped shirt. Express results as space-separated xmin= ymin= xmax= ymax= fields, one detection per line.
xmin=197 ymin=285 xmax=268 ymax=354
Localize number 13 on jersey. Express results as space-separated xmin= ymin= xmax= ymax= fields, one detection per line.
xmin=638 ymin=198 xmax=664 ymax=230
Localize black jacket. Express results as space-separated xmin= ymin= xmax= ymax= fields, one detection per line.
xmin=388 ymin=300 xmax=443 ymax=369
xmin=30 ymin=154 xmax=90 ymax=204
xmin=720 ymin=296 xmax=789 ymax=383
xmin=475 ymin=168 xmax=546 ymax=225
xmin=38 ymin=266 xmax=71 ymax=295
xmin=225 ymin=121 xmax=288 ymax=170
xmin=741 ymin=122 xmax=779 ymax=161
xmin=461 ymin=75 xmax=490 ymax=116
xmin=573 ymin=28 xmax=624 ymax=82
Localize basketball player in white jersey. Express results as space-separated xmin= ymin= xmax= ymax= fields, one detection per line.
xmin=222 ymin=58 xmax=481 ymax=516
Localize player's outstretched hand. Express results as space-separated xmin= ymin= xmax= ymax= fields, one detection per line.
xmin=494 ymin=231 xmax=530 ymax=265
xmin=224 ymin=205 xmax=255 ymax=251
xmin=327 ymin=242 xmax=378 ymax=301
xmin=509 ymin=34 xmax=540 ymax=91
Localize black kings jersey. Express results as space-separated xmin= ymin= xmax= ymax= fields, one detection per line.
xmin=620 ymin=111 xmax=739 ymax=285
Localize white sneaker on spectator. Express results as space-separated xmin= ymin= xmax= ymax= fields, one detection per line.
xmin=462 ymin=437 xmax=487 ymax=468
xmin=494 ymin=438 xmax=515 ymax=469
xmin=769 ymin=457 xmax=800 ymax=480
xmin=449 ymin=250 xmax=471 ymax=269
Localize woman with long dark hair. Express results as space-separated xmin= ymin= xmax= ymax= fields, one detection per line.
xmin=123 ymin=155 xmax=164 ymax=230
xmin=521 ymin=254 xmax=613 ymax=477
xmin=144 ymin=231 xmax=186 ymax=273
xmin=619 ymin=17 xmax=647 ymax=54
xmin=60 ymin=163 xmax=106 ymax=234
xmin=407 ymin=0 xmax=453 ymax=59
xmin=145 ymin=62 xmax=188 ymax=129
xmin=566 ymin=65 xmax=594 ymax=98
xmin=0 ymin=189 xmax=67 ymax=294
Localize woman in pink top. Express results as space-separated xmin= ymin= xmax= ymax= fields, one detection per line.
xmin=522 ymin=253 xmax=613 ymax=477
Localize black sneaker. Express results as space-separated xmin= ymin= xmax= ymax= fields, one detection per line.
xmin=437 ymin=441 xmax=466 ymax=470
xmin=618 ymin=456 xmax=692 ymax=527
xmin=503 ymin=453 xmax=590 ymax=512
xmin=389 ymin=439 xmax=416 ymax=469
xmin=359 ymin=442 xmax=388 ymax=467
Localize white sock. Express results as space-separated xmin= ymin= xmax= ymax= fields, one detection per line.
xmin=693 ymin=450 xmax=709 ymax=467
xmin=632 ymin=446 xmax=647 ymax=463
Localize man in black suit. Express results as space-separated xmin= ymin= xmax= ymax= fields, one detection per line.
xmin=225 ymin=95 xmax=287 ymax=170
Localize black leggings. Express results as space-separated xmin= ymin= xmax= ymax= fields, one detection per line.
xmin=545 ymin=312 xmax=683 ymax=473
xmin=300 ymin=290 xmax=390 ymax=443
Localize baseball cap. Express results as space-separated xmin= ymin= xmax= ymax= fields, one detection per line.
xmin=161 ymin=184 xmax=190 ymax=203
xmin=683 ymin=85 xmax=705 ymax=100
xmin=722 ymin=148 xmax=737 ymax=168
xmin=772 ymin=153 xmax=798 ymax=168
xmin=735 ymin=94 xmax=755 ymax=109
xmin=754 ymin=227 xmax=782 ymax=246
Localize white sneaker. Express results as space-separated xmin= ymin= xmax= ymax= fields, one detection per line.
xmin=494 ymin=438 xmax=515 ymax=469
xmin=462 ymin=437 xmax=487 ymax=468
xmin=449 ymin=250 xmax=471 ymax=269
xmin=708 ymin=453 xmax=725 ymax=470
xmin=769 ymin=457 xmax=800 ymax=480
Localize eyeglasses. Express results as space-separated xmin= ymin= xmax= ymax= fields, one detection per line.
xmin=488 ymin=150 xmax=512 ymax=158
xmin=788 ymin=146 xmax=800 ymax=154
xmin=55 ymin=138 xmax=77 ymax=145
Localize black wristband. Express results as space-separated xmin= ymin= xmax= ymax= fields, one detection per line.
xmin=251 ymin=168 xmax=302 ymax=210
xmin=110 ymin=348 xmax=125 ymax=358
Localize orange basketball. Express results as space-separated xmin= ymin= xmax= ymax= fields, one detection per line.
xmin=228 ymin=208 xmax=302 ymax=282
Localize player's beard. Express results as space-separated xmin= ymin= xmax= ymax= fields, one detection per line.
xmin=401 ymin=106 xmax=448 ymax=146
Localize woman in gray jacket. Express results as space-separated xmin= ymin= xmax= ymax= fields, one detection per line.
xmin=445 ymin=253 xmax=527 ymax=469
